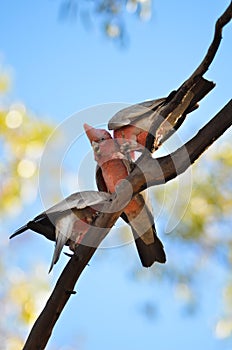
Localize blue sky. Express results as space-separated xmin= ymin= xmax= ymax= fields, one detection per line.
xmin=1 ymin=1 xmax=232 ymax=349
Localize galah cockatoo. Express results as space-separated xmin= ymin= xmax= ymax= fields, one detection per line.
xmin=84 ymin=123 xmax=166 ymax=267
xmin=108 ymin=77 xmax=215 ymax=155
xmin=10 ymin=191 xmax=110 ymax=271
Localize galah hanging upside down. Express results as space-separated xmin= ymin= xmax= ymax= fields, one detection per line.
xmin=108 ymin=77 xmax=215 ymax=155
xmin=10 ymin=191 xmax=110 ymax=271
xmin=84 ymin=123 xmax=166 ymax=267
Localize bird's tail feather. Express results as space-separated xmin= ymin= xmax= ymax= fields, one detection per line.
xmin=49 ymin=232 xmax=68 ymax=273
xmin=133 ymin=225 xmax=166 ymax=267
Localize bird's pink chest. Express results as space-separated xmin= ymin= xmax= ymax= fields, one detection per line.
xmin=101 ymin=160 xmax=128 ymax=193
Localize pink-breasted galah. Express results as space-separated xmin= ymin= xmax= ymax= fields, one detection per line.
xmin=10 ymin=191 xmax=110 ymax=271
xmin=84 ymin=123 xmax=166 ymax=267
xmin=108 ymin=77 xmax=215 ymax=155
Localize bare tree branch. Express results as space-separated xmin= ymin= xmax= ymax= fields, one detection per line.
xmin=22 ymin=3 xmax=232 ymax=349
xmin=146 ymin=2 xmax=232 ymax=150
xmin=168 ymin=3 xmax=231 ymax=109
xmin=189 ymin=2 xmax=232 ymax=80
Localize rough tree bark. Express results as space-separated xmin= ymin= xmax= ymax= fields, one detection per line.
xmin=23 ymin=3 xmax=232 ymax=350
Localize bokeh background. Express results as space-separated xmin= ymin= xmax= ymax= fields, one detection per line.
xmin=0 ymin=1 xmax=232 ymax=349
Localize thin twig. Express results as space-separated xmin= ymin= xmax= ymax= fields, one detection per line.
xmin=146 ymin=2 xmax=232 ymax=150
xmin=165 ymin=2 xmax=232 ymax=113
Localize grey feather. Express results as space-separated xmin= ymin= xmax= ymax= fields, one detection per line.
xmin=49 ymin=213 xmax=76 ymax=272
xmin=108 ymin=98 xmax=165 ymax=129
xmin=45 ymin=191 xmax=110 ymax=215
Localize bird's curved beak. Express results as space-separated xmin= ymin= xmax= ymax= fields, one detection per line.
xmin=84 ymin=123 xmax=98 ymax=142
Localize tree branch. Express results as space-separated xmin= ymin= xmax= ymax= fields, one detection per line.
xmin=146 ymin=2 xmax=232 ymax=150
xmin=23 ymin=248 xmax=96 ymax=350
xmin=166 ymin=2 xmax=231 ymax=111
xmin=189 ymin=2 xmax=232 ymax=80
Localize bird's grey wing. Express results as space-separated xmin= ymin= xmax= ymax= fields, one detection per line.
xmin=108 ymin=98 xmax=166 ymax=129
xmin=10 ymin=191 xmax=110 ymax=244
xmin=44 ymin=191 xmax=110 ymax=216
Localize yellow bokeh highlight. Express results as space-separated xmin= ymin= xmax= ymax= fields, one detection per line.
xmin=190 ymin=196 xmax=211 ymax=216
xmin=3 ymin=196 xmax=21 ymax=215
xmin=0 ymin=72 xmax=10 ymax=92
xmin=6 ymin=337 xmax=24 ymax=350
xmin=10 ymin=281 xmax=37 ymax=324
xmin=25 ymin=140 xmax=44 ymax=158
xmin=17 ymin=159 xmax=36 ymax=178
xmin=5 ymin=110 xmax=23 ymax=129
xmin=215 ymin=319 xmax=232 ymax=339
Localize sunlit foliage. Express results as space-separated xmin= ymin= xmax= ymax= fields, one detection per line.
xmin=0 ymin=73 xmax=53 ymax=216
xmin=1 ymin=263 xmax=50 ymax=349
xmin=0 ymin=66 xmax=52 ymax=347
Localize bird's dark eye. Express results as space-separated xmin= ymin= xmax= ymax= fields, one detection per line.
xmin=100 ymin=137 xmax=105 ymax=141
